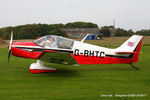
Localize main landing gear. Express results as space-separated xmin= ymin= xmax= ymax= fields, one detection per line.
xmin=129 ymin=63 xmax=139 ymax=70
xmin=30 ymin=60 xmax=56 ymax=74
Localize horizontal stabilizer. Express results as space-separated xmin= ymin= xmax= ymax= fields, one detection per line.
xmin=115 ymin=52 xmax=139 ymax=54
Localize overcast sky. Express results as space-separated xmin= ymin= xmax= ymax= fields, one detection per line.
xmin=0 ymin=0 xmax=150 ymax=31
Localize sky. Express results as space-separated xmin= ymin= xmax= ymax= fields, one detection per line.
xmin=0 ymin=0 xmax=150 ymax=31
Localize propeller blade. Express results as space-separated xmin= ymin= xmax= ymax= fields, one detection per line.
xmin=8 ymin=50 xmax=11 ymax=63
xmin=9 ymin=31 xmax=13 ymax=51
xmin=8 ymin=30 xmax=13 ymax=63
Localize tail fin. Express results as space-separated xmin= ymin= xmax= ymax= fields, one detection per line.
xmin=116 ymin=35 xmax=143 ymax=63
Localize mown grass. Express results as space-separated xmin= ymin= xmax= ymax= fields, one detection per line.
xmin=0 ymin=45 xmax=150 ymax=100
xmin=1 ymin=36 xmax=150 ymax=48
xmin=85 ymin=36 xmax=150 ymax=47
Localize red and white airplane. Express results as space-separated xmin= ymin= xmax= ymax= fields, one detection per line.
xmin=8 ymin=31 xmax=143 ymax=73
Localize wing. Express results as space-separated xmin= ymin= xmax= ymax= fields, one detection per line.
xmin=39 ymin=50 xmax=78 ymax=65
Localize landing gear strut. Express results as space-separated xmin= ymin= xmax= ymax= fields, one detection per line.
xmin=30 ymin=60 xmax=56 ymax=74
xmin=129 ymin=63 xmax=139 ymax=70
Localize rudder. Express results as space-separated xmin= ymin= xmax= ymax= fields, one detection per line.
xmin=116 ymin=35 xmax=143 ymax=63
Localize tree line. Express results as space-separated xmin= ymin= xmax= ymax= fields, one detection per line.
xmin=100 ymin=26 xmax=150 ymax=37
xmin=0 ymin=22 xmax=98 ymax=39
xmin=0 ymin=22 xmax=150 ymax=39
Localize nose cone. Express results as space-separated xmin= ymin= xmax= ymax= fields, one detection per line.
xmin=11 ymin=42 xmax=41 ymax=59
xmin=11 ymin=42 xmax=37 ymax=56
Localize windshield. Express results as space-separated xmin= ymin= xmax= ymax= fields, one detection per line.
xmin=34 ymin=35 xmax=74 ymax=49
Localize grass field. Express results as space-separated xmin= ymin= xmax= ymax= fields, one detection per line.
xmin=0 ymin=39 xmax=150 ymax=99
xmin=1 ymin=36 xmax=150 ymax=47
xmin=85 ymin=36 xmax=150 ymax=47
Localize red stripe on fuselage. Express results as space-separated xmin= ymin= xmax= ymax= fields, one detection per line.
xmin=11 ymin=42 xmax=41 ymax=59
xmin=12 ymin=42 xmax=37 ymax=46
xmin=71 ymin=54 xmax=131 ymax=64
xmin=11 ymin=47 xmax=42 ymax=59
xmin=71 ymin=38 xmax=143 ymax=65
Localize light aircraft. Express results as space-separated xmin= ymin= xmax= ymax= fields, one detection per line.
xmin=8 ymin=31 xmax=143 ymax=73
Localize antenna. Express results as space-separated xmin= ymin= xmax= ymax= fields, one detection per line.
xmin=113 ymin=19 xmax=115 ymax=28
xmin=81 ymin=34 xmax=89 ymax=43
xmin=109 ymin=19 xmax=116 ymax=37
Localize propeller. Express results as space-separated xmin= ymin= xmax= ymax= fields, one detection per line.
xmin=8 ymin=30 xmax=13 ymax=63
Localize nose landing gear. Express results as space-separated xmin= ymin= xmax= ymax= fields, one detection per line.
xmin=30 ymin=60 xmax=56 ymax=74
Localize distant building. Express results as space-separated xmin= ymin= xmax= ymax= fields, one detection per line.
xmin=61 ymin=28 xmax=101 ymax=39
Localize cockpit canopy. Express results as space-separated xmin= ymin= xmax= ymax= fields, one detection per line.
xmin=34 ymin=35 xmax=74 ymax=49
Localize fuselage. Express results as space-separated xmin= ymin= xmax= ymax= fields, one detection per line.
xmin=11 ymin=35 xmax=142 ymax=65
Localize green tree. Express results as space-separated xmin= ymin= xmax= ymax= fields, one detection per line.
xmin=136 ymin=29 xmax=150 ymax=36
xmin=0 ymin=22 xmax=99 ymax=39
xmin=115 ymin=28 xmax=130 ymax=37
xmin=65 ymin=22 xmax=98 ymax=28
xmin=50 ymin=29 xmax=68 ymax=37
xmin=100 ymin=26 xmax=114 ymax=37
